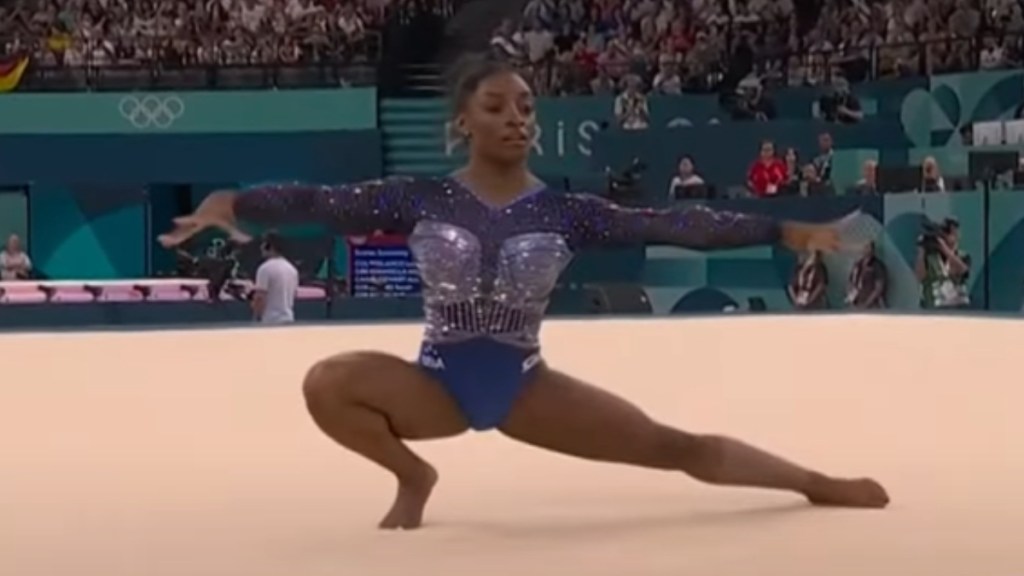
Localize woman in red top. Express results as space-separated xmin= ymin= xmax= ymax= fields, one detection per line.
xmin=747 ymin=140 xmax=787 ymax=197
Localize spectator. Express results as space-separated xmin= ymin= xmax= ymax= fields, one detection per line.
xmin=490 ymin=19 xmax=523 ymax=61
xmin=652 ymin=54 xmax=683 ymax=95
xmin=921 ymin=156 xmax=947 ymax=192
xmin=0 ymin=234 xmax=31 ymax=281
xmin=0 ymin=0 xmax=386 ymax=74
xmin=979 ymin=36 xmax=1007 ymax=69
xmin=796 ymin=163 xmax=833 ymax=196
xmin=729 ymin=77 xmax=777 ymax=121
xmin=668 ymin=155 xmax=706 ymax=199
xmin=614 ymin=75 xmax=650 ymax=130
xmin=915 ymin=218 xmax=971 ymax=309
xmin=850 ymin=159 xmax=880 ymax=195
xmin=747 ymin=140 xmax=787 ymax=197
xmin=789 ymin=250 xmax=829 ymax=310
xmin=782 ymin=147 xmax=801 ymax=191
xmin=819 ymin=77 xmax=863 ymax=124
xmin=521 ymin=19 xmax=554 ymax=64
xmin=846 ymin=242 xmax=888 ymax=309
xmin=813 ymin=132 xmax=834 ymax=183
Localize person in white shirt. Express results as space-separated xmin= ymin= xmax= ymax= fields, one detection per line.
xmin=668 ymin=155 xmax=705 ymax=199
xmin=252 ymin=231 xmax=299 ymax=324
xmin=614 ymin=76 xmax=650 ymax=130
xmin=1 ymin=234 xmax=31 ymax=281
xmin=979 ymin=36 xmax=1005 ymax=69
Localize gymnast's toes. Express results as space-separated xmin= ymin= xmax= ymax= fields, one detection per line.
xmin=378 ymin=465 xmax=439 ymax=530
xmin=806 ymin=476 xmax=890 ymax=509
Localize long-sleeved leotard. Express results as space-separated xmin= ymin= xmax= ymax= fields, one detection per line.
xmin=234 ymin=176 xmax=781 ymax=349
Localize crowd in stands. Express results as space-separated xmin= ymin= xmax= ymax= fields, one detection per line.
xmin=492 ymin=0 xmax=1024 ymax=97
xmin=0 ymin=0 xmax=392 ymax=68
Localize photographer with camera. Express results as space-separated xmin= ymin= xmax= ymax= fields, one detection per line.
xmin=914 ymin=218 xmax=971 ymax=309
xmin=606 ymin=157 xmax=648 ymax=206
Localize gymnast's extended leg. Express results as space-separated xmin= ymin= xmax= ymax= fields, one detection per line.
xmin=499 ymin=367 xmax=889 ymax=507
xmin=302 ymin=351 xmax=470 ymax=529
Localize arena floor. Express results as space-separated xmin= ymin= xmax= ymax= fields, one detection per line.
xmin=1 ymin=315 xmax=1021 ymax=576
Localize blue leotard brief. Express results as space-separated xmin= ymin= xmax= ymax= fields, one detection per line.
xmin=417 ymin=338 xmax=542 ymax=431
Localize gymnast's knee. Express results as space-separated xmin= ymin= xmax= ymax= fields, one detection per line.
xmin=302 ymin=352 xmax=378 ymax=415
xmin=650 ymin=424 xmax=725 ymax=477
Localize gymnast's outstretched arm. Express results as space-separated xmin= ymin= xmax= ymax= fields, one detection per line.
xmin=560 ymin=193 xmax=782 ymax=251
xmin=232 ymin=177 xmax=419 ymax=236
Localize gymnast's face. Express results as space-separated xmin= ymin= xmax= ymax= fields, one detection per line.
xmin=457 ymin=71 xmax=536 ymax=165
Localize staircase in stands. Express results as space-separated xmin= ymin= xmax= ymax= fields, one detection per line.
xmin=379 ymin=97 xmax=460 ymax=176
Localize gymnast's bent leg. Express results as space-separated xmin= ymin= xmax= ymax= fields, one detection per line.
xmin=302 ymin=351 xmax=470 ymax=529
xmin=498 ymin=366 xmax=889 ymax=508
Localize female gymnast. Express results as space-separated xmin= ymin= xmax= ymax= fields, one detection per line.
xmin=160 ymin=55 xmax=889 ymax=530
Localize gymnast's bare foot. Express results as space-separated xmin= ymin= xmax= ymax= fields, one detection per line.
xmin=379 ymin=464 xmax=439 ymax=530
xmin=804 ymin=474 xmax=890 ymax=508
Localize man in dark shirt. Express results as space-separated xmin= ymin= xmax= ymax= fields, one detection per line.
xmin=846 ymin=242 xmax=888 ymax=309
xmin=819 ymin=77 xmax=863 ymax=124
xmin=812 ymin=132 xmax=834 ymax=184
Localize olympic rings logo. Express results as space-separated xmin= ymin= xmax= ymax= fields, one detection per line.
xmin=118 ymin=95 xmax=186 ymax=129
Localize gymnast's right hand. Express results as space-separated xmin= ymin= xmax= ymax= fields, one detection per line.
xmin=158 ymin=190 xmax=252 ymax=248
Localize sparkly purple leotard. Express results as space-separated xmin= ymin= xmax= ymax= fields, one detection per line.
xmin=234 ymin=176 xmax=780 ymax=430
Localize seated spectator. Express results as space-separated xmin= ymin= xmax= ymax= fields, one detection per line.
xmin=1 ymin=0 xmax=386 ymax=79
xmin=729 ymin=77 xmax=777 ymax=121
xmin=652 ymin=55 xmax=683 ymax=95
xmin=819 ymin=78 xmax=863 ymax=124
xmin=813 ymin=132 xmax=834 ymax=184
xmin=794 ymin=163 xmax=834 ymax=196
xmin=490 ymin=19 xmax=523 ymax=61
xmin=783 ymin=147 xmax=800 ymax=184
xmin=520 ymin=19 xmax=554 ymax=64
xmin=1 ymin=234 xmax=31 ymax=281
xmin=849 ymin=159 xmax=880 ymax=195
xmin=788 ymin=250 xmax=829 ymax=310
xmin=668 ymin=156 xmax=706 ymax=200
xmin=747 ymin=140 xmax=786 ymax=197
xmin=979 ymin=36 xmax=1007 ymax=69
xmin=921 ymin=156 xmax=947 ymax=192
xmin=846 ymin=242 xmax=888 ymax=309
xmin=613 ymin=75 xmax=650 ymax=130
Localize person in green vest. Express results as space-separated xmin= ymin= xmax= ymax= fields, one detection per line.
xmin=914 ymin=218 xmax=971 ymax=309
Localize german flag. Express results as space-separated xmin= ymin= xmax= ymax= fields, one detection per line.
xmin=0 ymin=54 xmax=29 ymax=93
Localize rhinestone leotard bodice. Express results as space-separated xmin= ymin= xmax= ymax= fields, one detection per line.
xmin=234 ymin=176 xmax=781 ymax=348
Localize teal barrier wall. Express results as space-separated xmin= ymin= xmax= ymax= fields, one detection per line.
xmin=643 ymin=196 xmax=883 ymax=313
xmin=7 ymin=131 xmax=383 ymax=280
xmin=380 ymin=77 xmax=925 ymax=177
xmin=1 ymin=86 xmax=380 ymax=279
xmin=592 ymin=120 xmax=912 ymax=199
xmin=0 ymin=189 xmax=28 ymax=246
xmin=382 ymin=70 xmax=1024 ymax=180
xmin=0 ymin=88 xmax=377 ymax=134
xmin=28 ymin=186 xmax=148 ymax=280
xmin=642 ymin=190 xmax=1005 ymax=314
xmin=986 ymin=191 xmax=1024 ymax=312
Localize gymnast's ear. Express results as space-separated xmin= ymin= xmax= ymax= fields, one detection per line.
xmin=455 ymin=115 xmax=470 ymax=139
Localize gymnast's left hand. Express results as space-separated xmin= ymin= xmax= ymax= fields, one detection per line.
xmin=780 ymin=212 xmax=859 ymax=253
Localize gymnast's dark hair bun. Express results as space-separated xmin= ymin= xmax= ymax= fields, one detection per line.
xmin=446 ymin=52 xmax=517 ymax=113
